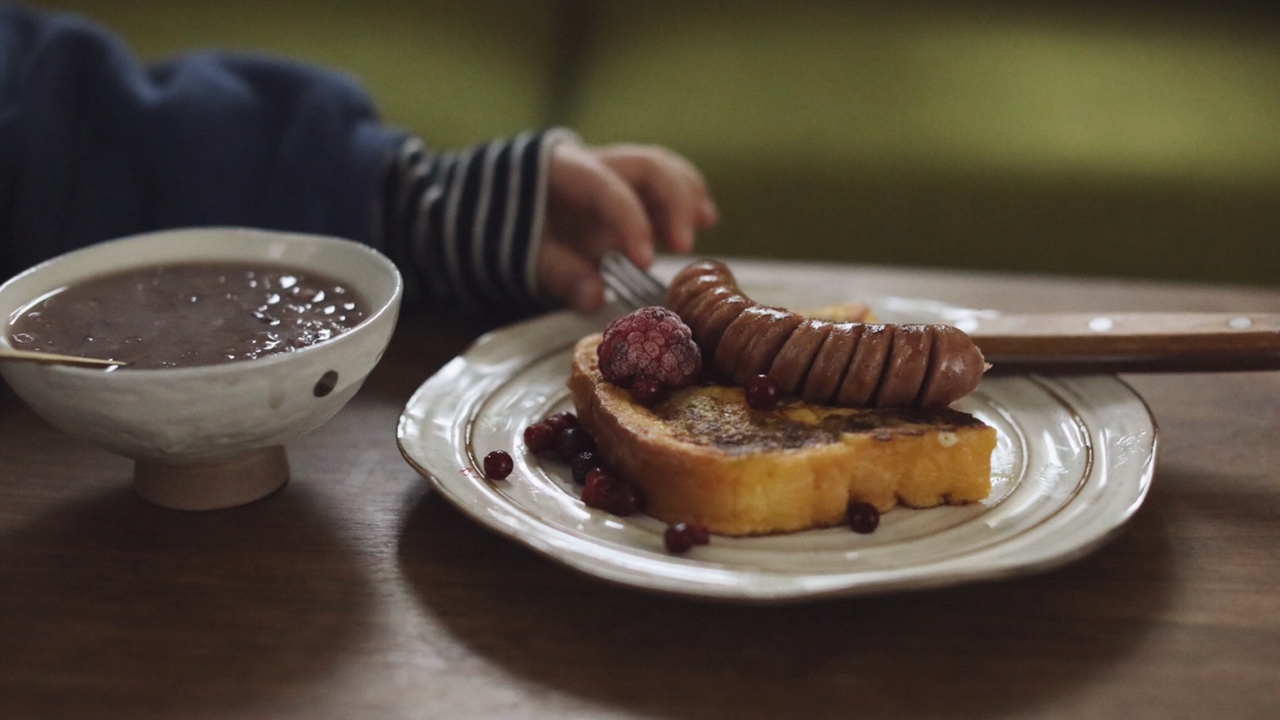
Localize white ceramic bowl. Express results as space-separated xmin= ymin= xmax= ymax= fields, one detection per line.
xmin=0 ymin=227 xmax=403 ymax=510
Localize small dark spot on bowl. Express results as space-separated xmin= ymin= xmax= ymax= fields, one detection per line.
xmin=314 ymin=370 xmax=339 ymax=397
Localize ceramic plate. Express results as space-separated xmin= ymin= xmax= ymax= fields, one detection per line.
xmin=397 ymin=276 xmax=1157 ymax=603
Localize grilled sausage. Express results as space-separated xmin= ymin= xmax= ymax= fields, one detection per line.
xmin=665 ymin=260 xmax=986 ymax=408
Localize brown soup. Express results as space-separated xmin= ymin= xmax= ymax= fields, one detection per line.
xmin=8 ymin=262 xmax=369 ymax=368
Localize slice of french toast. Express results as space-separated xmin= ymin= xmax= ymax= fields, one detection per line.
xmin=568 ymin=333 xmax=997 ymax=536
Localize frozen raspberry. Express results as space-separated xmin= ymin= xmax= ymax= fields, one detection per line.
xmin=597 ymin=306 xmax=701 ymax=389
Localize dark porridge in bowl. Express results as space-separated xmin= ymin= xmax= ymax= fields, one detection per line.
xmin=8 ymin=261 xmax=369 ymax=368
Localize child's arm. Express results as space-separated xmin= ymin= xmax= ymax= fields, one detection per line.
xmin=0 ymin=5 xmax=715 ymax=318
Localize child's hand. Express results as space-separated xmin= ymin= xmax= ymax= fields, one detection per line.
xmin=538 ymin=141 xmax=718 ymax=313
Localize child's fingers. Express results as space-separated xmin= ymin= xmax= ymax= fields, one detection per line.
xmin=595 ymin=145 xmax=717 ymax=254
xmin=548 ymin=143 xmax=654 ymax=266
xmin=535 ymin=238 xmax=606 ymax=313
xmin=697 ymin=195 xmax=720 ymax=229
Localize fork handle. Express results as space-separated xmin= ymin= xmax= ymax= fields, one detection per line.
xmin=962 ymin=312 xmax=1280 ymax=373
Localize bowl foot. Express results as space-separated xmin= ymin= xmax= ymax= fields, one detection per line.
xmin=133 ymin=446 xmax=290 ymax=511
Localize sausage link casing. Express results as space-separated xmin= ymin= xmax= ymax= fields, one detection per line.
xmin=664 ymin=260 xmax=986 ymax=408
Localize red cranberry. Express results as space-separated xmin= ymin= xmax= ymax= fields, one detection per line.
xmin=581 ymin=468 xmax=641 ymax=516
xmin=555 ymin=426 xmax=597 ymax=461
xmin=629 ymin=373 xmax=665 ymax=406
xmin=545 ymin=411 xmax=579 ymax=434
xmin=848 ymin=501 xmax=880 ymax=534
xmin=569 ymin=450 xmax=603 ymax=484
xmin=745 ymin=374 xmax=780 ymax=410
xmin=483 ymin=450 xmax=513 ymax=480
xmin=663 ymin=522 xmax=711 ymax=553
xmin=523 ymin=421 xmax=557 ymax=453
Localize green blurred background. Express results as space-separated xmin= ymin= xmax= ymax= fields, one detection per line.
xmin=22 ymin=0 xmax=1280 ymax=286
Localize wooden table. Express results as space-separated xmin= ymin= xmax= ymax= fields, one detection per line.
xmin=3 ymin=258 xmax=1278 ymax=720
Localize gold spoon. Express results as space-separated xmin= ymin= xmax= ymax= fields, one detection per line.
xmin=0 ymin=348 xmax=126 ymax=368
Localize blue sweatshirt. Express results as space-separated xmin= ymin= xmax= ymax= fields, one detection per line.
xmin=0 ymin=4 xmax=569 ymax=314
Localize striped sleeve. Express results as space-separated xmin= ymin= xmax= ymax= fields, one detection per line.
xmin=377 ymin=128 xmax=579 ymax=315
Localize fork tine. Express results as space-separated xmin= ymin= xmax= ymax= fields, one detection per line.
xmin=601 ymin=271 xmax=650 ymax=309
xmin=615 ymin=262 xmax=667 ymax=306
xmin=600 ymin=251 xmax=668 ymax=309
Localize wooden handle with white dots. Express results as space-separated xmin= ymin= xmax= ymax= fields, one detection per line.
xmin=956 ymin=312 xmax=1280 ymax=373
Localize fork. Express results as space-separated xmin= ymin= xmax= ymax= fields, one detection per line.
xmin=596 ymin=251 xmax=1280 ymax=373
xmin=600 ymin=251 xmax=668 ymax=309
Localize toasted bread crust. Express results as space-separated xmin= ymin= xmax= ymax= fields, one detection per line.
xmin=568 ymin=334 xmax=997 ymax=536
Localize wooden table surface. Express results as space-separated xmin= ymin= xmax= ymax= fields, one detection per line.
xmin=2 ymin=258 xmax=1278 ymax=720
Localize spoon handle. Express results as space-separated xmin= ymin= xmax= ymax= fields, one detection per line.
xmin=0 ymin=348 xmax=125 ymax=368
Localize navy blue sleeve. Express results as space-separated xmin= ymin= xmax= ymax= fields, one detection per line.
xmin=1 ymin=5 xmax=579 ymax=318
xmin=0 ymin=5 xmax=408 ymax=282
